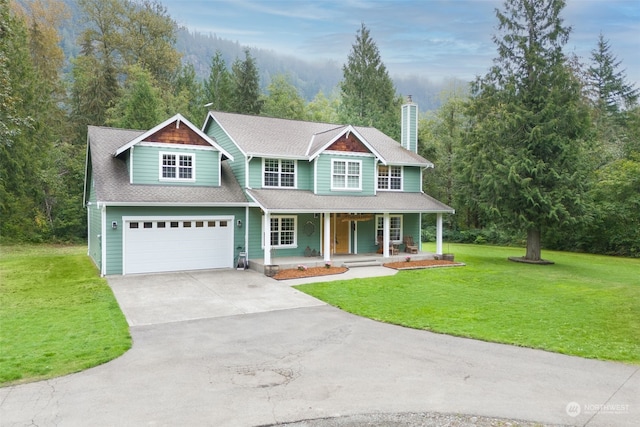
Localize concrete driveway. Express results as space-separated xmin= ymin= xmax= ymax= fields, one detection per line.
xmin=107 ymin=269 xmax=326 ymax=326
xmin=1 ymin=269 xmax=638 ymax=427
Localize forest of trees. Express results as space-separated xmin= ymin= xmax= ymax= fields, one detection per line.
xmin=1 ymin=0 xmax=638 ymax=258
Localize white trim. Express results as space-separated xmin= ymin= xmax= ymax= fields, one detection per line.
xmin=323 ymin=150 xmax=375 ymax=158
xmin=262 ymin=158 xmax=297 ymax=189
xmin=138 ymin=141 xmax=216 ymax=151
xmin=100 ymin=205 xmax=107 ymax=276
xmin=97 ymin=201 xmax=254 ymax=207
xmin=159 ymin=151 xmax=196 ymax=182
xmin=115 ymin=113 xmax=233 ymax=160
xmin=331 ymin=159 xmax=362 ymax=191
xmin=246 ymin=156 xmax=252 ymax=188
xmin=218 ymin=152 xmax=222 ymax=186
xmin=129 ymin=145 xmax=134 ymax=184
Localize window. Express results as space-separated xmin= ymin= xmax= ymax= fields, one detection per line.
xmin=268 ymin=216 xmax=297 ymax=248
xmin=376 ymin=215 xmax=402 ymax=242
xmin=161 ymin=153 xmax=194 ymax=180
xmin=264 ymin=159 xmax=295 ymax=187
xmin=332 ymin=159 xmax=361 ymax=190
xmin=377 ymin=165 xmax=402 ymax=190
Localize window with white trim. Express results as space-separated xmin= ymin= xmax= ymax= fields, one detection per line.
xmin=264 ymin=159 xmax=295 ymax=187
xmin=332 ymin=159 xmax=361 ymax=190
xmin=377 ymin=165 xmax=402 ymax=190
xmin=269 ymin=216 xmax=297 ymax=248
xmin=376 ymin=215 xmax=402 ymax=243
xmin=161 ymin=153 xmax=194 ymax=180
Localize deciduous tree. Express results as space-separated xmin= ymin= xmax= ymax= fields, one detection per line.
xmin=261 ymin=74 xmax=306 ymax=120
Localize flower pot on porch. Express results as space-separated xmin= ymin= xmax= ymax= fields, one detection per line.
xmin=264 ymin=265 xmax=279 ymax=277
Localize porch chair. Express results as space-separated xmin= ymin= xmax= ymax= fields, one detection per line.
xmin=377 ymin=236 xmax=399 ymax=255
xmin=403 ymin=236 xmax=419 ymax=254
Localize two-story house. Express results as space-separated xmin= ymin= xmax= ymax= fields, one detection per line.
xmin=84 ymin=100 xmax=454 ymax=276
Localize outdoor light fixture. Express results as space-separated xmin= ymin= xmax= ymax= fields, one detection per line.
xmin=111 ymin=221 xmax=118 ymax=229
xmin=237 ymin=219 xmax=242 ymax=228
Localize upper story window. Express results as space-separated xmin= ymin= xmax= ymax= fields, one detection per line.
xmin=161 ymin=153 xmax=194 ymax=181
xmin=264 ymin=159 xmax=295 ymax=188
xmin=332 ymin=159 xmax=361 ymax=190
xmin=377 ymin=165 xmax=402 ymax=190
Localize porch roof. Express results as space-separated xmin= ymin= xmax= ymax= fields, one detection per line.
xmin=246 ymin=189 xmax=455 ymax=214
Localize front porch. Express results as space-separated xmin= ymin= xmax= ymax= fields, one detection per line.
xmin=248 ymin=251 xmax=438 ymax=274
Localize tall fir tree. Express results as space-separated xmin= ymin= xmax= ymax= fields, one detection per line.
xmin=231 ymin=48 xmax=262 ymax=115
xmin=462 ymin=0 xmax=591 ymax=262
xmin=588 ymin=33 xmax=638 ymax=115
xmin=339 ymin=23 xmax=399 ymax=139
xmin=203 ymin=50 xmax=233 ymax=112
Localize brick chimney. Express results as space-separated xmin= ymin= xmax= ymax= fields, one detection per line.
xmin=401 ymin=95 xmax=418 ymax=153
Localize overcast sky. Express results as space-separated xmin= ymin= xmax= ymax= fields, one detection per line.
xmin=161 ymin=0 xmax=640 ymax=86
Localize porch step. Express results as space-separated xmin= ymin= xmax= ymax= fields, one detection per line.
xmin=342 ymin=259 xmax=382 ymax=268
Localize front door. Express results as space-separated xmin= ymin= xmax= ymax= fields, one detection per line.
xmin=333 ymin=214 xmax=350 ymax=254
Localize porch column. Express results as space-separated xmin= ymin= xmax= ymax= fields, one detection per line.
xmin=383 ymin=212 xmax=390 ymax=258
xmin=323 ymin=213 xmax=331 ymax=262
xmin=436 ymin=213 xmax=443 ymax=255
xmin=264 ymin=211 xmax=271 ymax=265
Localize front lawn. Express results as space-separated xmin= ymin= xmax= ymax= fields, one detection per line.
xmin=295 ymin=244 xmax=640 ymax=363
xmin=0 ymin=245 xmax=131 ymax=385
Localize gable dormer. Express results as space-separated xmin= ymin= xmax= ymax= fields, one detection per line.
xmin=114 ymin=114 xmax=233 ymax=187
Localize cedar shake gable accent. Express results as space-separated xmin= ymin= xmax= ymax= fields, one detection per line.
xmin=326 ymin=132 xmax=370 ymax=153
xmin=114 ymin=113 xmax=233 ymax=160
xmin=144 ymin=123 xmax=210 ymax=147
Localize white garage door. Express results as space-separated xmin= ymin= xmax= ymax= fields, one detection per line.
xmin=123 ymin=217 xmax=234 ymax=275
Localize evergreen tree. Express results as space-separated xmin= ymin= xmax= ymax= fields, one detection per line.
xmin=171 ymin=62 xmax=205 ymax=126
xmin=340 ymin=23 xmax=399 ymax=139
xmin=203 ymin=50 xmax=233 ymax=112
xmin=462 ymin=0 xmax=591 ymax=262
xmin=107 ymin=64 xmax=165 ymax=130
xmin=231 ymin=48 xmax=262 ymax=115
xmin=588 ymin=33 xmax=638 ymax=115
xmin=261 ymin=74 xmax=306 ymax=120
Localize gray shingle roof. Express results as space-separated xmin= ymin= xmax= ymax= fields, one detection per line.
xmin=208 ymin=111 xmax=433 ymax=166
xmin=87 ymin=125 xmax=247 ymax=205
xmin=246 ymin=189 xmax=454 ymax=214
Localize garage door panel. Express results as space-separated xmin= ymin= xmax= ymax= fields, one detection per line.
xmin=124 ymin=218 xmax=234 ymax=275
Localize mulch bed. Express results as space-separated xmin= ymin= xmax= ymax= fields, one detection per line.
xmin=383 ymin=259 xmax=464 ymax=270
xmin=273 ymin=259 xmax=463 ymax=280
xmin=273 ymin=266 xmax=349 ymax=280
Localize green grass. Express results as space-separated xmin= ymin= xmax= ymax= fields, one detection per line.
xmin=295 ymin=244 xmax=640 ymax=363
xmin=0 ymin=245 xmax=131 ymax=385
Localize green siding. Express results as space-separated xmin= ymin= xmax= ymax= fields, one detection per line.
xmin=246 ymin=209 xmax=322 ymax=260
xmin=315 ymin=153 xmax=376 ymax=196
xmin=104 ymin=206 xmax=245 ymax=275
xmin=403 ymin=167 xmax=422 ymax=192
xmin=87 ymin=180 xmax=102 ymax=271
xmin=297 ymin=160 xmax=313 ymax=191
xmin=131 ymin=145 xmax=219 ymax=186
xmin=249 ymin=157 xmax=262 ymax=188
xmin=205 ymin=120 xmax=246 ymax=187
